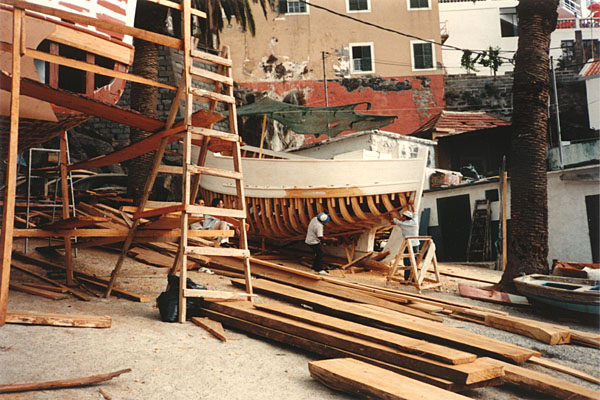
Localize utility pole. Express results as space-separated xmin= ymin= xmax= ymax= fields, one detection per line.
xmin=322 ymin=51 xmax=329 ymax=107
xmin=550 ymin=56 xmax=564 ymax=169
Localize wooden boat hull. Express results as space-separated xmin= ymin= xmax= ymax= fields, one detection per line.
xmin=199 ymin=150 xmax=427 ymax=241
xmin=514 ymin=274 xmax=600 ymax=315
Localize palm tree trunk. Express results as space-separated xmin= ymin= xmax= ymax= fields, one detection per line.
xmin=498 ymin=0 xmax=558 ymax=291
xmin=127 ymin=2 xmax=165 ymax=203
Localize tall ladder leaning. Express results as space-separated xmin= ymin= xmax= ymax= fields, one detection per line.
xmin=104 ymin=1 xmax=253 ymax=322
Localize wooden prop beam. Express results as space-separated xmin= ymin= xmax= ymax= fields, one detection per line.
xmin=0 ymin=71 xmax=164 ymax=133
xmin=0 ymin=368 xmax=131 ymax=394
xmin=0 ymin=7 xmax=23 ymax=326
xmin=59 ymin=130 xmax=73 ymax=285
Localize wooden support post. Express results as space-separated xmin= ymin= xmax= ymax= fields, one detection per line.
xmin=0 ymin=7 xmax=24 ymax=326
xmin=178 ymin=0 xmax=192 ymax=323
xmin=103 ymin=137 xmax=170 ymax=298
xmin=60 ymin=131 xmax=74 ymax=285
xmin=258 ymin=114 xmax=267 ymax=159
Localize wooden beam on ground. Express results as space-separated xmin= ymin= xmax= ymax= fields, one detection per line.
xmin=212 ymin=257 xmax=440 ymax=322
xmin=5 ymin=311 xmax=111 ymax=328
xmin=9 ymin=283 xmax=69 ymax=300
xmin=200 ymin=307 xmax=502 ymax=392
xmin=309 ymin=358 xmax=472 ymax=400
xmin=191 ymin=317 xmax=227 ymax=341
xmin=10 ymin=260 xmax=89 ymax=301
xmin=341 ymin=251 xmax=374 ymax=270
xmin=0 ymin=368 xmax=130 ymax=394
xmin=203 ymin=301 xmax=503 ymax=385
xmin=484 ymin=314 xmax=571 ymax=345
xmin=231 ymin=278 xmax=538 ymax=363
xmin=570 ymin=329 xmax=600 ymax=349
xmin=0 ymin=6 xmax=23 ymax=326
xmin=484 ymin=357 xmax=599 ymax=400
xmin=255 ymin=303 xmax=476 ymax=365
xmin=528 ymin=356 xmax=600 ymax=385
xmin=11 ymin=252 xmax=149 ymax=302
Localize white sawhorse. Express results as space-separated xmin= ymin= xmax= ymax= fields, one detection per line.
xmin=387 ymin=236 xmax=441 ymax=293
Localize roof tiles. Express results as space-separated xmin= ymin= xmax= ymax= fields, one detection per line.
xmin=414 ymin=111 xmax=510 ymax=136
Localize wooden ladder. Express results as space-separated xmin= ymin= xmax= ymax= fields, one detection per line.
xmin=387 ymin=236 xmax=441 ymax=293
xmin=104 ymin=3 xmax=252 ymax=322
xmin=466 ymin=200 xmax=491 ymax=262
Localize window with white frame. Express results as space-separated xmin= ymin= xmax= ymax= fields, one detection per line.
xmin=350 ymin=43 xmax=374 ymax=73
xmin=347 ymin=0 xmax=370 ymax=12
xmin=279 ymin=0 xmax=309 ymax=14
xmin=411 ymin=41 xmax=434 ymax=70
xmin=408 ymin=0 xmax=430 ymax=10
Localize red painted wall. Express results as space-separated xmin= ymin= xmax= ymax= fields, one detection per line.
xmin=238 ymin=74 xmax=445 ymax=145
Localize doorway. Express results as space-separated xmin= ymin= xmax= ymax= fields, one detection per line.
xmin=436 ymin=194 xmax=471 ymax=261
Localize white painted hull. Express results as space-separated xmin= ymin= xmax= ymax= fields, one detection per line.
xmin=200 ymin=151 xmax=427 ymax=240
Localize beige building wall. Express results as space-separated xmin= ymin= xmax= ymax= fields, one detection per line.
xmin=220 ymin=0 xmax=444 ymax=82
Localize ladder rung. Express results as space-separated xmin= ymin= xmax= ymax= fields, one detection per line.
xmin=183 ymin=289 xmax=254 ymax=299
xmin=190 ymin=66 xmax=233 ymax=86
xmin=187 ymin=205 xmax=246 ymax=219
xmin=185 ymin=245 xmax=250 ymax=258
xmin=157 ymin=165 xmax=183 ymax=174
xmin=190 ymin=126 xmax=239 ymax=142
xmin=191 ymin=49 xmax=233 ymax=67
xmin=190 ymin=87 xmax=235 ymax=104
xmin=188 ymin=164 xmax=242 ymax=180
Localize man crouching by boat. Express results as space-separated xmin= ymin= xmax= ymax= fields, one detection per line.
xmin=305 ymin=212 xmax=338 ymax=275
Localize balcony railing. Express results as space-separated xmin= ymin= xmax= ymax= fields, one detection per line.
xmin=556 ymin=17 xmax=600 ymax=29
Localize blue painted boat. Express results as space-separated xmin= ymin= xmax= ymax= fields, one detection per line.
xmin=514 ymin=274 xmax=600 ymax=315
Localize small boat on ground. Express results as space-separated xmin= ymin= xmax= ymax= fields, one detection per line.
xmin=513 ymin=274 xmax=600 ymax=315
xmin=199 ymin=146 xmax=428 ymax=241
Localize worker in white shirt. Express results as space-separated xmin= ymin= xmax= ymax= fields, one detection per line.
xmin=305 ymin=212 xmax=337 ymax=274
xmin=391 ymin=210 xmax=420 ymax=280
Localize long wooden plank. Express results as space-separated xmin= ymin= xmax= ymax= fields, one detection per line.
xmin=201 ymin=307 xmax=502 ymax=392
xmin=9 ymin=283 xmax=69 ymax=300
xmin=231 ymin=278 xmax=538 ymax=363
xmin=255 ymin=303 xmax=476 ymax=365
xmin=212 ymin=257 xmax=442 ymax=322
xmin=0 ymin=71 xmax=164 ymax=133
xmin=13 ymin=228 xmax=232 ymax=238
xmin=528 ymin=356 xmax=600 ymax=385
xmin=0 ymin=6 xmax=23 ymax=326
xmin=309 ymin=358 xmax=471 ymax=400
xmin=5 ymin=311 xmax=111 ymax=328
xmin=570 ymin=329 xmax=600 ymax=349
xmin=67 ymin=125 xmax=184 ymax=171
xmin=4 ymin=0 xmax=182 ymax=49
xmin=204 ymin=301 xmax=502 ymax=385
xmin=484 ymin=314 xmax=571 ymax=345
xmin=0 ymin=368 xmax=130 ymax=393
xmin=484 ymin=357 xmax=599 ymax=400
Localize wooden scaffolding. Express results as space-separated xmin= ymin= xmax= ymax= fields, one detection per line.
xmin=0 ymin=0 xmax=252 ymax=325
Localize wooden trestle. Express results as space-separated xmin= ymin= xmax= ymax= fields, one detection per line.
xmin=0 ymin=0 xmax=253 ymax=325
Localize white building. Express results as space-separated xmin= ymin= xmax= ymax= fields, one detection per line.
xmin=579 ymin=59 xmax=600 ymax=130
xmin=439 ymin=0 xmax=600 ymax=76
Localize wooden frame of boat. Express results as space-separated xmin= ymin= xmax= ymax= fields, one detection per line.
xmin=514 ymin=274 xmax=600 ymax=315
xmin=199 ymin=148 xmax=428 ymax=241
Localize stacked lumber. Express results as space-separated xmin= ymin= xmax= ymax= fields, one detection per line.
xmin=200 ymin=300 xmax=505 ymax=390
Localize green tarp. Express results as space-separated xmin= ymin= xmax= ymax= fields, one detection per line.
xmin=235 ymin=97 xmax=397 ymax=137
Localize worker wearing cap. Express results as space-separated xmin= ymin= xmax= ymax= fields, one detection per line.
xmin=391 ymin=210 xmax=420 ymax=280
xmin=305 ymin=212 xmax=336 ymax=274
